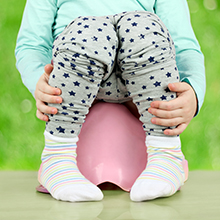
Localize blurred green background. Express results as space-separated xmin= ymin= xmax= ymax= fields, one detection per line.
xmin=0 ymin=0 xmax=220 ymax=170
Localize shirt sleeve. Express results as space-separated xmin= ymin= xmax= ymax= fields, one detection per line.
xmin=15 ymin=0 xmax=57 ymax=97
xmin=154 ymin=0 xmax=206 ymax=113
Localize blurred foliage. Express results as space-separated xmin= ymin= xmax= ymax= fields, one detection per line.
xmin=0 ymin=0 xmax=45 ymax=169
xmin=181 ymin=0 xmax=220 ymax=170
xmin=0 ymin=0 xmax=219 ymax=170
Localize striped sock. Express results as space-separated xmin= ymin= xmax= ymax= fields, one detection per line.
xmin=130 ymin=136 xmax=185 ymax=202
xmin=39 ymin=131 xmax=103 ymax=202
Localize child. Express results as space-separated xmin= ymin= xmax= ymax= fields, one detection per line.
xmin=15 ymin=0 xmax=205 ymax=202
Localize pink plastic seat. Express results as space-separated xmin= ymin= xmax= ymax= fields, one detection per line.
xmin=77 ymin=102 xmax=147 ymax=191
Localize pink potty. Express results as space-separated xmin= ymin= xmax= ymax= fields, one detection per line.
xmin=36 ymin=102 xmax=188 ymax=193
xmin=77 ymin=102 xmax=147 ymax=192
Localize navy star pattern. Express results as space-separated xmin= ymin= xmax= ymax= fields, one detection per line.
xmin=69 ymin=91 xmax=76 ymax=96
xmin=73 ymin=81 xmax=80 ymax=86
xmin=63 ymin=73 xmax=70 ymax=78
xmin=166 ymin=72 xmax=172 ymax=77
xmin=154 ymin=81 xmax=161 ymax=87
xmin=56 ymin=126 xmax=65 ymax=133
xmin=160 ymin=95 xmax=167 ymax=100
xmin=47 ymin=12 xmax=179 ymax=137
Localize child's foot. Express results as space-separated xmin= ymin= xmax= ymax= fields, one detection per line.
xmin=39 ymin=132 xmax=103 ymax=202
xmin=130 ymin=136 xmax=185 ymax=202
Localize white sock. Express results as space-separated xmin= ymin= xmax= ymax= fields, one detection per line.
xmin=130 ymin=136 xmax=185 ymax=202
xmin=39 ymin=131 xmax=103 ymax=202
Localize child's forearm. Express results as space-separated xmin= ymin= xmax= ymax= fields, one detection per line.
xmin=155 ymin=0 xmax=206 ymax=112
xmin=176 ymin=50 xmax=205 ymax=114
xmin=15 ymin=50 xmax=51 ymax=96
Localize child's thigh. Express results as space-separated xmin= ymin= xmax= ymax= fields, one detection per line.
xmin=116 ymin=11 xmax=179 ymax=98
xmin=116 ymin=11 xmax=178 ymax=77
xmin=51 ymin=15 xmax=119 ymax=83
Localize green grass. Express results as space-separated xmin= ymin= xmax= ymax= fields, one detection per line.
xmin=0 ymin=0 xmax=219 ymax=170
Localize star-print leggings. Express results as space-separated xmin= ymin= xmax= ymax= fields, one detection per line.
xmin=46 ymin=11 xmax=179 ymax=138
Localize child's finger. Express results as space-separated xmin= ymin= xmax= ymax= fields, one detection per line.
xmin=168 ymin=82 xmax=189 ymax=93
xmin=163 ymin=123 xmax=188 ymax=136
xmin=39 ymin=74 xmax=61 ymax=95
xmin=36 ymin=109 xmax=49 ymax=122
xmin=150 ymin=97 xmax=183 ymax=111
xmin=151 ymin=116 xmax=183 ymax=128
xmin=148 ymin=107 xmax=182 ymax=119
xmin=44 ymin=64 xmax=54 ymax=75
xmin=36 ymin=99 xmax=58 ymax=115
xmin=39 ymin=82 xmax=61 ymax=96
xmin=37 ymin=90 xmax=62 ymax=104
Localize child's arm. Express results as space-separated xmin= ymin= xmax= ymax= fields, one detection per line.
xmin=148 ymin=0 xmax=206 ymax=135
xmin=15 ymin=0 xmax=57 ymax=96
xmin=15 ymin=0 xmax=63 ymax=121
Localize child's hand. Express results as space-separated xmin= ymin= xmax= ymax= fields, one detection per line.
xmin=35 ymin=64 xmax=62 ymax=121
xmin=148 ymin=82 xmax=197 ymax=136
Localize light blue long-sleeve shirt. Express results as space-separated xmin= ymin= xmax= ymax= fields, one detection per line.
xmin=15 ymin=0 xmax=206 ymax=112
